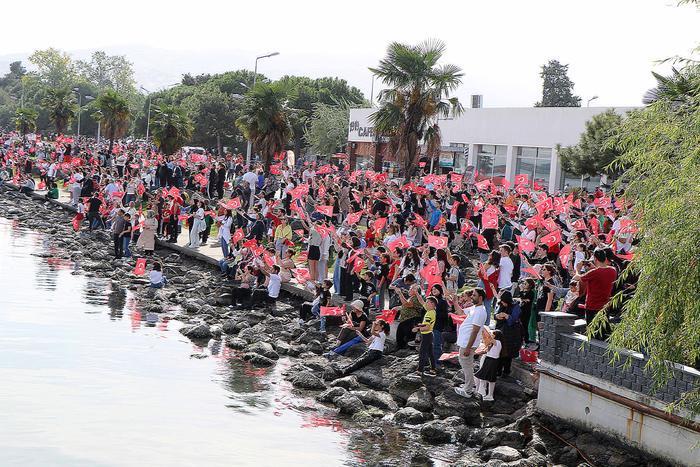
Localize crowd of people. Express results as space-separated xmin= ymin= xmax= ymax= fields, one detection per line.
xmin=0 ymin=132 xmax=638 ymax=400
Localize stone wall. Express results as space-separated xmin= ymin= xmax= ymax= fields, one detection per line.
xmin=539 ymin=312 xmax=700 ymax=404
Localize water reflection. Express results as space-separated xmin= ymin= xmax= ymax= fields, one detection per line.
xmin=0 ymin=218 xmax=356 ymax=466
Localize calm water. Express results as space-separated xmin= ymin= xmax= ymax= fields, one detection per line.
xmin=0 ymin=218 xmax=357 ymax=467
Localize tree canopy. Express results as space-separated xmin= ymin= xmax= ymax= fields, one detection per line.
xmin=590 ymin=63 xmax=700 ymax=413
xmin=150 ymin=104 xmax=193 ymax=155
xmin=558 ymin=109 xmax=624 ymax=178
xmin=305 ymin=103 xmax=351 ymax=155
xmin=370 ymin=39 xmax=463 ymax=180
xmin=535 ymin=59 xmax=581 ymax=107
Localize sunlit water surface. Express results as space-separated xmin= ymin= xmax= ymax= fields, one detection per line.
xmin=0 ymin=218 xmax=361 ymax=467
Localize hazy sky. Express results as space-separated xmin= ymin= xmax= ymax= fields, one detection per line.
xmin=2 ymin=0 xmax=698 ymax=107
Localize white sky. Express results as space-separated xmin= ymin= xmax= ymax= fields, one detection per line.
xmin=2 ymin=0 xmax=698 ymax=107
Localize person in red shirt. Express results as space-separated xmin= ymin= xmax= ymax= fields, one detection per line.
xmin=577 ymin=249 xmax=617 ymax=325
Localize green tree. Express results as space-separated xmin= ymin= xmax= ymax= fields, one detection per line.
xmin=28 ymin=48 xmax=76 ymax=89
xmin=41 ymin=87 xmax=77 ymax=134
xmin=591 ymin=63 xmax=700 ymax=413
xmin=535 ymin=59 xmax=581 ymax=107
xmin=184 ymin=83 xmax=238 ymax=155
xmin=236 ymin=81 xmax=291 ymax=171
xmin=643 ymin=67 xmax=700 ymax=106
xmin=14 ymin=107 xmax=38 ymax=135
xmin=558 ymin=109 xmax=624 ymax=178
xmin=76 ymin=51 xmax=137 ymax=95
xmin=304 ymin=103 xmax=350 ymax=155
xmin=93 ymin=90 xmax=131 ymax=155
xmin=150 ymin=105 xmax=193 ymax=155
xmin=370 ymin=39 xmax=463 ymax=181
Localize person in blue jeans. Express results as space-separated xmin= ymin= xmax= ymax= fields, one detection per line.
xmin=324 ymin=300 xmax=369 ymax=358
xmin=120 ymin=213 xmax=133 ymax=258
xmin=417 ymin=284 xmax=450 ymax=369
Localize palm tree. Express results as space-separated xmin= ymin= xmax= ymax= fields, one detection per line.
xmin=643 ymin=66 xmax=700 ymax=106
xmin=93 ymin=90 xmax=131 ymax=155
xmin=41 ymin=87 xmax=77 ymax=134
xmin=150 ymin=104 xmax=193 ymax=155
xmin=236 ymin=81 xmax=291 ymax=172
xmin=369 ymin=39 xmax=464 ymax=181
xmin=14 ymin=107 xmax=38 ymax=136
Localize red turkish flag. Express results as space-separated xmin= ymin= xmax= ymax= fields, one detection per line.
xmin=352 ymin=257 xmax=366 ymax=273
xmin=540 ymin=230 xmax=562 ymax=248
xmin=449 ymin=312 xmax=466 ymax=326
xmin=231 ymin=229 xmax=244 ymax=244
xmin=475 ymin=234 xmax=489 ymax=251
xmin=475 ymin=179 xmax=491 ymax=191
xmin=373 ymin=216 xmax=387 ymax=232
xmin=133 ymin=258 xmax=147 ymax=276
xmin=345 ymin=210 xmax=362 ymax=225
xmin=482 ymin=210 xmax=498 ymax=230
xmin=515 ymin=174 xmax=529 ymax=186
xmin=525 ymin=215 xmax=543 ymax=230
xmin=571 ymin=218 xmax=587 ymax=231
xmin=594 ymin=196 xmax=612 ymax=208
xmin=320 ymin=305 xmax=346 ymax=317
xmin=293 ymin=268 xmax=311 ymax=283
xmin=516 ymin=235 xmax=536 ymax=253
xmin=412 ymin=215 xmax=427 ymax=227
xmin=516 ymin=185 xmax=530 ymax=196
xmin=522 ymin=267 xmax=541 ymax=279
xmin=552 ymin=197 xmax=565 ymax=214
xmin=542 ymin=217 xmax=559 ymax=233
xmin=242 ymin=238 xmax=258 ymax=248
xmin=535 ymin=197 xmax=553 ymax=215
xmin=388 ymin=235 xmax=410 ymax=251
xmin=377 ymin=309 xmax=398 ymax=324
xmin=316 ymin=205 xmax=334 ymax=217
xmin=559 ymin=244 xmax=571 ymax=266
xmin=420 ymin=257 xmax=440 ymax=281
xmin=450 ymin=172 xmax=463 ymax=184
xmin=71 ymin=215 xmax=81 ymax=231
xmin=428 ymin=235 xmax=448 ymax=249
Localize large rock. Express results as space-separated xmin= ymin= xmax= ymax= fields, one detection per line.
xmin=434 ymin=390 xmax=481 ymax=424
xmin=406 ymin=387 xmax=434 ymax=413
xmin=482 ymin=429 xmax=526 ymax=449
xmin=243 ymin=310 xmax=267 ymax=325
xmin=179 ymin=323 xmax=212 ymax=340
xmin=272 ymin=339 xmax=291 ymax=355
xmin=389 ymin=374 xmax=424 ymax=402
xmin=353 ymin=390 xmax=398 ymax=411
xmin=306 ymin=340 xmax=324 ymax=355
xmin=226 ymin=337 xmax=247 ymax=350
xmin=394 ymin=407 xmax=432 ymax=425
xmin=237 ymin=323 xmax=267 ymax=343
xmin=331 ymin=376 xmax=360 ymax=390
xmin=487 ymin=446 xmax=522 ymax=462
xmin=294 ymin=329 xmax=326 ymax=344
xmin=455 ymin=426 xmax=488 ymax=446
xmin=290 ymin=371 xmax=326 ymax=390
xmin=222 ymin=320 xmax=238 ymax=335
xmin=245 ymin=342 xmax=279 ymax=360
xmin=353 ymin=370 xmax=388 ymax=390
xmin=419 ymin=420 xmax=453 ymax=444
xmin=242 ymin=352 xmax=275 ymax=367
xmin=334 ymin=394 xmax=365 ymax=415
xmin=316 ymin=387 xmax=347 ymax=403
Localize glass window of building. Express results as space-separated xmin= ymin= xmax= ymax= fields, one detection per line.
xmin=476 ymin=144 xmax=507 ymax=180
xmin=515 ymin=147 xmax=552 ymax=189
xmin=560 ymin=172 xmax=602 ymax=192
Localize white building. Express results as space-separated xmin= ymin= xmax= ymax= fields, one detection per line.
xmin=347 ymin=106 xmax=638 ymax=191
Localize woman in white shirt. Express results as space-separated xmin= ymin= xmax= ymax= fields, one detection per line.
xmin=188 ymin=199 xmax=206 ymax=248
xmin=217 ymin=210 xmax=233 ymax=257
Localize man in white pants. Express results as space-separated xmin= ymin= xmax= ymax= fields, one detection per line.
xmin=455 ymin=288 xmax=488 ymax=398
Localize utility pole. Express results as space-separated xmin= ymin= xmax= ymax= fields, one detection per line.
xmin=245 ymin=52 xmax=280 ymax=166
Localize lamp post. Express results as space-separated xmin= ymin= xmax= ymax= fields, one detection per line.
xmin=586 ymin=95 xmax=599 ymax=107
xmin=73 ymin=88 xmax=93 ymax=138
xmin=245 ymin=51 xmax=280 ymax=166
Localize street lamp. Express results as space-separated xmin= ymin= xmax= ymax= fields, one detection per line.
xmin=586 ymin=95 xmax=599 ymax=107
xmin=141 ymin=83 xmax=178 ymax=141
xmin=246 ymin=51 xmax=280 ymax=165
xmin=73 ymin=87 xmax=93 ymax=139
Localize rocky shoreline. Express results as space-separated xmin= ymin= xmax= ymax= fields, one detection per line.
xmin=0 ymin=186 xmax=669 ymax=467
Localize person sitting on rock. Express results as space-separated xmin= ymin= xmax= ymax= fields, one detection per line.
xmin=148 ymin=262 xmax=167 ymax=289
xmin=324 ymin=300 xmax=369 ymax=358
xmin=338 ymin=319 xmax=390 ymax=376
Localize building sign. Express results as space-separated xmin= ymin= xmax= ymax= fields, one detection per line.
xmin=348 ymin=108 xmax=378 ymax=143
xmin=439 ymin=152 xmax=454 ymax=168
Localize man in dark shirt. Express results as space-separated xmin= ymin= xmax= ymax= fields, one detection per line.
xmin=87 ymin=193 xmax=103 ymax=231
xmin=216 ymin=164 xmax=226 ymax=199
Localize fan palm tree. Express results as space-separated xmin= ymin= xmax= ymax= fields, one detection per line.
xmin=643 ymin=66 xmax=700 ymax=107
xmin=236 ymin=81 xmax=291 ymax=172
xmin=93 ymin=90 xmax=131 ymax=155
xmin=150 ymin=104 xmax=194 ymax=155
xmin=369 ymin=39 xmax=464 ymax=181
xmin=41 ymin=87 xmax=76 ymax=134
xmin=14 ymin=107 xmax=38 ymax=136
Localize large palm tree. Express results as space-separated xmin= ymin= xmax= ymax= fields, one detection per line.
xmin=369 ymin=39 xmax=464 ymax=181
xmin=41 ymin=87 xmax=76 ymax=134
xmin=150 ymin=104 xmax=194 ymax=155
xmin=643 ymin=66 xmax=700 ymax=107
xmin=93 ymin=90 xmax=131 ymax=155
xmin=236 ymin=81 xmax=291 ymax=172
xmin=14 ymin=107 xmax=38 ymax=136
